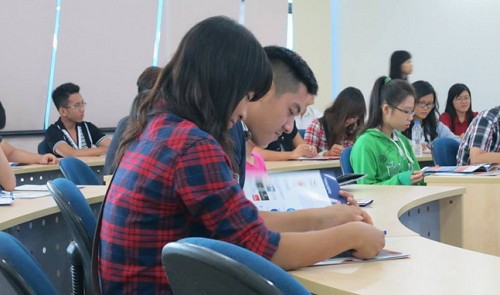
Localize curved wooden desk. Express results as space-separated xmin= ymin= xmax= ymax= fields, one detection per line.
xmin=2 ymin=182 xmax=498 ymax=294
xmin=426 ymin=174 xmax=500 ymax=256
xmin=266 ymin=154 xmax=433 ymax=174
xmin=0 ymin=186 xmax=106 ymax=230
xmin=0 ymin=186 xmax=106 ymax=293
xmin=289 ymin=185 xmax=500 ymax=294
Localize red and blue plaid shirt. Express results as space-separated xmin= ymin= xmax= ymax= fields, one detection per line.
xmin=99 ymin=113 xmax=280 ymax=294
xmin=304 ymin=118 xmax=354 ymax=152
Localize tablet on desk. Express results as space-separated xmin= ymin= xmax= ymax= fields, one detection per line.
xmin=336 ymin=173 xmax=366 ymax=185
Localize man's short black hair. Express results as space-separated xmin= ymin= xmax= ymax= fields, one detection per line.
xmin=264 ymin=46 xmax=318 ymax=96
xmin=52 ymin=82 xmax=80 ymax=109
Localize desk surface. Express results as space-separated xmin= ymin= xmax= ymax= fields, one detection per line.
xmin=1 ymin=183 xmax=498 ymax=294
xmin=341 ymin=185 xmax=464 ymax=238
xmin=0 ymin=185 xmax=106 ymax=230
xmin=266 ymin=154 xmax=433 ymax=173
xmin=426 ymin=174 xmax=500 ymax=256
xmin=12 ymin=156 xmax=105 ymax=175
xmin=290 ymin=235 xmax=500 ymax=295
xmin=290 ymin=184 xmax=500 ymax=294
xmin=426 ymin=173 xmax=500 ymax=184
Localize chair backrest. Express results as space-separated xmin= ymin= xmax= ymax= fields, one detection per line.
xmin=46 ymin=178 xmax=97 ymax=293
xmin=166 ymin=237 xmax=310 ymax=295
xmin=431 ymin=137 xmax=460 ymax=166
xmin=0 ymin=232 xmax=59 ymax=295
xmin=59 ymin=157 xmax=102 ymax=185
xmin=37 ymin=140 xmax=50 ymax=155
xmin=340 ymin=146 xmax=353 ymax=174
xmin=298 ymin=129 xmax=306 ymax=138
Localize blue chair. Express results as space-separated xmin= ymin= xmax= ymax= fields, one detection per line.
xmin=59 ymin=157 xmax=102 ymax=185
xmin=431 ymin=137 xmax=460 ymax=166
xmin=340 ymin=146 xmax=353 ymax=174
xmin=298 ymin=129 xmax=306 ymax=138
xmin=37 ymin=139 xmax=51 ymax=155
xmin=0 ymin=231 xmax=59 ymax=295
xmin=46 ymin=178 xmax=98 ymax=295
xmin=162 ymin=237 xmax=310 ymax=295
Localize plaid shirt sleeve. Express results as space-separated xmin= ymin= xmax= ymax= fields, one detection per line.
xmin=304 ymin=119 xmax=327 ymax=152
xmin=174 ymin=137 xmax=280 ymax=257
xmin=99 ymin=115 xmax=279 ymax=294
xmin=457 ymin=107 xmax=500 ymax=165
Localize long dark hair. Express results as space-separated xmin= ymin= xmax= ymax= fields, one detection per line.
xmin=116 ymin=16 xmax=272 ymax=167
xmin=361 ymin=76 xmax=416 ymax=135
xmin=403 ymin=80 xmax=439 ymax=141
xmin=444 ymin=83 xmax=474 ymax=133
xmin=389 ymin=50 xmax=411 ymax=80
xmin=320 ymin=87 xmax=366 ymax=147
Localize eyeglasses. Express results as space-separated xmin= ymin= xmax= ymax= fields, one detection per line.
xmin=64 ymin=101 xmax=87 ymax=110
xmin=393 ymin=106 xmax=415 ymax=117
xmin=416 ymin=102 xmax=435 ymax=109
xmin=454 ymin=95 xmax=470 ymax=102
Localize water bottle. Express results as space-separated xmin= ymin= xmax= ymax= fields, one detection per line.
xmin=411 ymin=120 xmax=423 ymax=156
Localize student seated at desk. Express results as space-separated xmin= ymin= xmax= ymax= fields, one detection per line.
xmin=351 ymin=76 xmax=424 ymax=185
xmin=251 ymin=45 xmax=320 ymax=161
xmin=440 ymin=83 xmax=478 ymax=138
xmin=45 ymin=83 xmax=111 ymax=157
xmin=0 ymin=136 xmax=57 ymax=166
xmin=305 ymin=87 xmax=366 ymax=157
xmin=99 ymin=17 xmax=384 ymax=294
xmin=0 ymin=144 xmax=15 ymax=191
xmin=402 ymin=80 xmax=459 ymax=151
xmin=255 ymin=121 xmax=317 ymax=160
xmin=457 ymin=105 xmax=500 ymax=165
xmin=103 ymin=66 xmax=162 ymax=174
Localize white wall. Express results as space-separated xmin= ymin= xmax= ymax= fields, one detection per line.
xmin=0 ymin=0 xmax=287 ymax=151
xmin=4 ymin=0 xmax=500 ymax=150
xmin=295 ymin=0 xmax=500 ymax=115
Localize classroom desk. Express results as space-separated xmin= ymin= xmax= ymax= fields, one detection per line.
xmin=425 ymin=174 xmax=500 ymax=256
xmin=289 ymin=185 xmax=500 ymax=295
xmin=12 ymin=155 xmax=105 ymax=185
xmin=266 ymin=153 xmax=433 ymax=174
xmin=2 ymin=184 xmax=499 ymax=294
xmin=266 ymin=160 xmax=340 ymax=173
xmin=0 ymin=186 xmax=106 ymax=293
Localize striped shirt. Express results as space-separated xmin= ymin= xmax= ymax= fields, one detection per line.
xmin=457 ymin=106 xmax=500 ymax=165
xmin=99 ymin=113 xmax=280 ymax=294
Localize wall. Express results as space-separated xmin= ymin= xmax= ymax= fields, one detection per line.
xmin=295 ymin=0 xmax=500 ymax=115
xmin=0 ymin=0 xmax=287 ymax=151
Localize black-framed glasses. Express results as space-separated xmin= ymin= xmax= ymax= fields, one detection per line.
xmin=64 ymin=101 xmax=87 ymax=110
xmin=416 ymin=102 xmax=435 ymax=109
xmin=393 ymin=106 xmax=415 ymax=117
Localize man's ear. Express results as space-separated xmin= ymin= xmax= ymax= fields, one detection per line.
xmin=58 ymin=106 xmax=66 ymax=116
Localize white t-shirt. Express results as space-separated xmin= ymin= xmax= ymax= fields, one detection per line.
xmin=295 ymin=106 xmax=322 ymax=130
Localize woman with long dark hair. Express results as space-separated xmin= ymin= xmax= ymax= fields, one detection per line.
xmin=351 ymin=77 xmax=423 ymax=185
xmin=304 ymin=87 xmax=366 ymax=157
xmin=389 ymin=50 xmax=413 ymax=80
xmin=403 ymin=81 xmax=458 ymax=150
xmin=439 ymin=83 xmax=478 ymax=137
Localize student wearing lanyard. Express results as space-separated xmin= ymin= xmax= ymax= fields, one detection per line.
xmin=45 ymin=83 xmax=111 ymax=157
xmin=351 ymin=76 xmax=424 ymax=185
